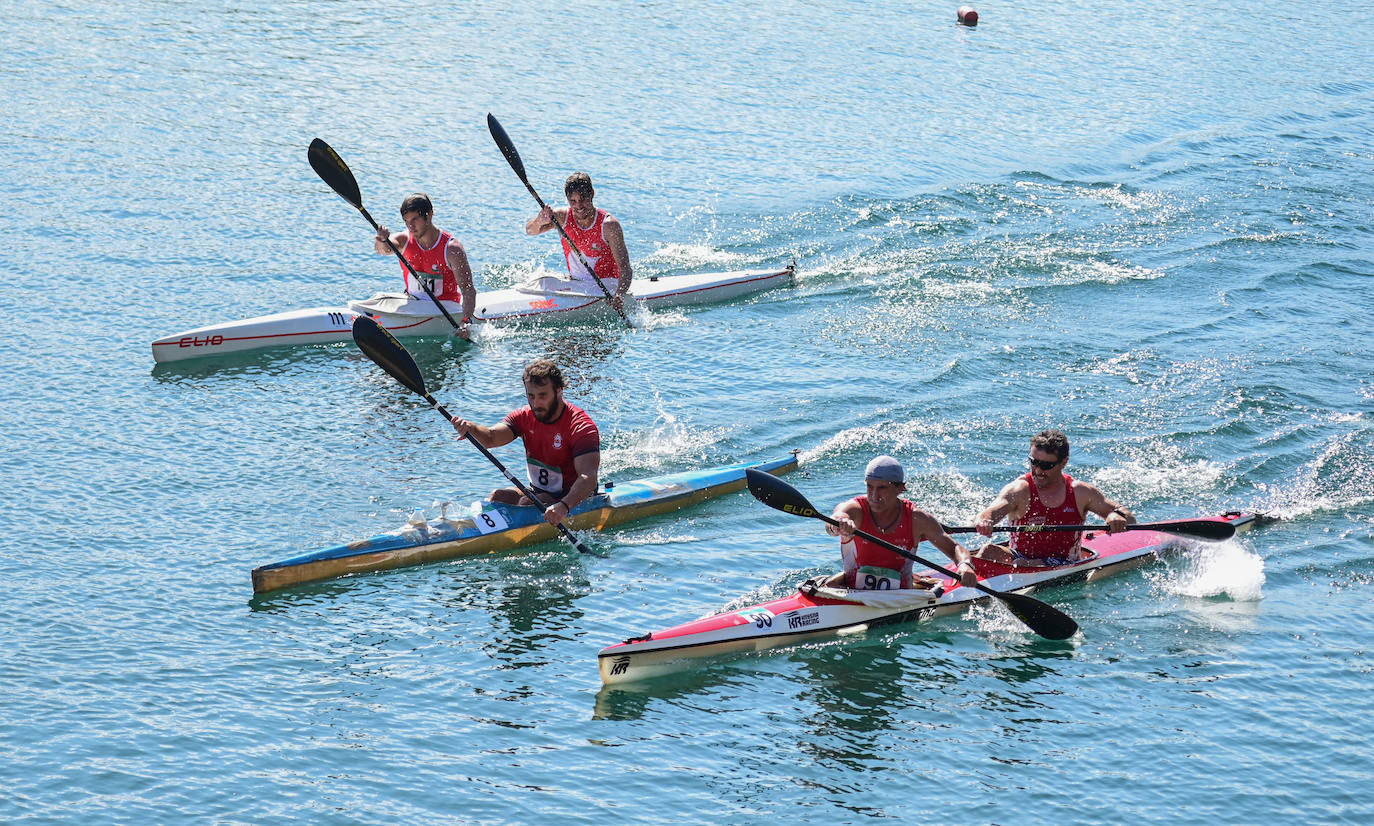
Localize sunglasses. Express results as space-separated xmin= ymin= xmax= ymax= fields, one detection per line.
xmin=1028 ymin=456 xmax=1062 ymax=471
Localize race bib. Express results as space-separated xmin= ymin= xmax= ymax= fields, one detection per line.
xmin=855 ymin=565 xmax=903 ymax=591
xmin=527 ymin=458 xmax=564 ymax=494
xmin=469 ymin=501 xmax=509 ymax=535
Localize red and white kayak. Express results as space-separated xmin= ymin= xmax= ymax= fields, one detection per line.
xmin=598 ymin=511 xmax=1259 ymax=685
xmin=151 ymin=264 xmax=795 ymax=363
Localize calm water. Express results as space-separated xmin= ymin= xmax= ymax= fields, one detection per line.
xmin=3 ymin=0 xmax=1373 ymax=822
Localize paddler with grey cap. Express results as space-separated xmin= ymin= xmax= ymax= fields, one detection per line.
xmin=824 ymin=455 xmax=978 ymax=590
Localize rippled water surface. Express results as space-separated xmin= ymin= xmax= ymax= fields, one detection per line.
xmin=3 ymin=1 xmax=1373 ymax=823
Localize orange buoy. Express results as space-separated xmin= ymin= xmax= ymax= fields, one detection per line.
xmin=957 ymin=5 xmax=979 ymax=25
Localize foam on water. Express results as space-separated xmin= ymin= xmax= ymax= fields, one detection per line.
xmin=1151 ymin=539 xmax=1268 ymax=601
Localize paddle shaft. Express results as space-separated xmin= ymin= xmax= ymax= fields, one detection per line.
xmin=421 ymin=394 xmax=593 ymax=555
xmin=942 ymin=519 xmax=1235 ymax=541
xmin=486 ymin=114 xmax=632 ymax=328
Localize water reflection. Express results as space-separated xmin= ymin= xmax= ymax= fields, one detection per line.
xmin=791 ymin=637 xmax=913 ymax=741
xmin=517 ymin=321 xmax=627 ymax=391
xmin=591 ymin=666 xmax=756 ymax=722
xmin=437 ymin=550 xmax=592 ymax=665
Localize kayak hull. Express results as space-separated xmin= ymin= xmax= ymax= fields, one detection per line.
xmin=250 ymin=454 xmax=799 ymax=593
xmin=598 ymin=512 xmax=1258 ymax=685
xmin=152 ymin=265 xmax=794 ymax=363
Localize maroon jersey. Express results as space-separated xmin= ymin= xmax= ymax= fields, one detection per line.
xmin=502 ymin=402 xmax=600 ymax=496
xmin=841 ymin=497 xmax=918 ymax=589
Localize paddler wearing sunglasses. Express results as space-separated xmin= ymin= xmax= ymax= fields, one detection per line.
xmin=973 ymin=429 xmax=1136 ymax=568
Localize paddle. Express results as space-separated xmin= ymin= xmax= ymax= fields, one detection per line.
xmin=486 ymin=113 xmax=634 ymax=329
xmin=744 ymin=469 xmax=1079 ymax=641
xmin=307 ymin=138 xmax=468 ymax=338
xmin=942 ymin=519 xmax=1236 ymax=541
xmin=351 ymin=315 xmax=594 ymax=556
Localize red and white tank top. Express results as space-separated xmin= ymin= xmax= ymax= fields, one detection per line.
xmin=560 ymin=209 xmax=620 ymax=284
xmin=401 ymin=230 xmax=460 ymax=301
xmin=842 ymin=497 xmax=917 ymax=589
xmin=1010 ymin=472 xmax=1082 ymax=560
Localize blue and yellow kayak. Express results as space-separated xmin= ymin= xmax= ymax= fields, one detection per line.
xmin=250 ymin=454 xmax=798 ymax=593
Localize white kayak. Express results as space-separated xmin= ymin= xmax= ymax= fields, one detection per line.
xmin=151 ymin=264 xmax=795 ymax=363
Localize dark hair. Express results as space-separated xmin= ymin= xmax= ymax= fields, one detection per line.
xmin=564 ymin=172 xmax=594 ymax=200
xmin=400 ymin=192 xmax=433 ymax=217
xmin=522 ymin=359 xmax=565 ymax=390
xmin=1030 ymin=429 xmax=1070 ymax=461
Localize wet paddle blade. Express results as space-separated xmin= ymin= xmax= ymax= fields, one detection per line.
xmin=745 ymin=468 xmax=821 ymax=519
xmin=487 ymin=114 xmax=529 ymax=185
xmin=352 ymin=315 xmax=428 ymax=399
xmin=991 ymin=589 xmax=1079 ymax=640
xmin=308 ymin=138 xmax=363 ymax=210
xmin=1134 ymin=519 xmax=1236 ymax=541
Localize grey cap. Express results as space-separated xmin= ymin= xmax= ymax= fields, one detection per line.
xmin=864 ymin=455 xmax=904 ymax=484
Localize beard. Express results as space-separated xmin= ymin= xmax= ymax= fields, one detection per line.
xmin=532 ymin=401 xmax=563 ymax=424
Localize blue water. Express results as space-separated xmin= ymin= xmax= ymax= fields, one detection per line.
xmin=4 ymin=0 xmax=1373 ymax=822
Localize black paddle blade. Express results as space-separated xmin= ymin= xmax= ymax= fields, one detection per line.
xmin=992 ymin=590 xmax=1079 ymax=640
xmin=308 ymin=138 xmax=363 ymax=210
xmin=487 ymin=113 xmax=529 ymax=184
xmin=351 ymin=315 xmax=428 ymax=399
xmin=1138 ymin=519 xmax=1236 ymax=541
xmin=745 ymin=468 xmax=820 ymax=518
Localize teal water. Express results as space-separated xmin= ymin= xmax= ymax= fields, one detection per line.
xmin=4 ymin=0 xmax=1373 ymax=822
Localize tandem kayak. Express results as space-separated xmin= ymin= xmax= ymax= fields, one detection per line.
xmin=153 ymin=264 xmax=795 ymax=363
xmin=251 ymin=453 xmax=799 ymax=593
xmin=598 ymin=511 xmax=1259 ymax=685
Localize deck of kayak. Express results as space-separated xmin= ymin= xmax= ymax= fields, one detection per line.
xmin=251 ymin=454 xmax=798 ymax=594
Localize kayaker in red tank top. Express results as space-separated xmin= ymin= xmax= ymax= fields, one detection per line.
xmin=823 ymin=456 xmax=978 ymax=591
xmin=1011 ymin=471 xmax=1084 ymax=560
xmin=972 ymin=430 xmax=1136 ymax=569
xmin=559 ymin=208 xmax=619 ymax=284
xmin=526 ymin=172 xmax=634 ymax=313
xmin=373 ymin=192 xmax=477 ymax=339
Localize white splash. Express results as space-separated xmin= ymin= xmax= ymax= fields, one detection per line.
xmin=1153 ymin=540 xmax=1266 ymax=601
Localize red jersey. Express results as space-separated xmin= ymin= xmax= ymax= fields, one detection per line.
xmin=502 ymin=402 xmax=600 ymax=496
xmin=1010 ymin=472 xmax=1082 ymax=560
xmin=401 ymin=229 xmax=461 ymax=301
xmin=560 ymin=209 xmax=620 ymax=284
xmin=841 ymin=497 xmax=917 ymax=589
